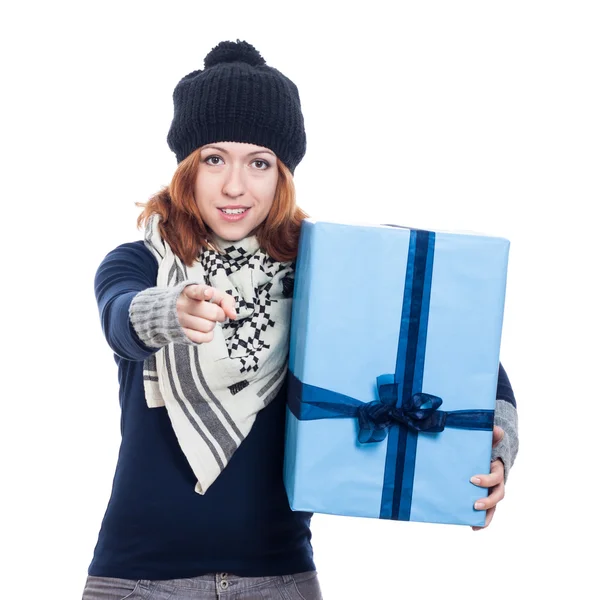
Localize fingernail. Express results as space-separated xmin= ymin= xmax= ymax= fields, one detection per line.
xmin=470 ymin=476 xmax=481 ymax=485
xmin=474 ymin=501 xmax=485 ymax=510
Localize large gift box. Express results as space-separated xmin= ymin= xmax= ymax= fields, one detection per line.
xmin=283 ymin=220 xmax=510 ymax=526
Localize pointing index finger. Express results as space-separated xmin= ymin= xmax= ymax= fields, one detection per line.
xmin=209 ymin=289 xmax=237 ymax=320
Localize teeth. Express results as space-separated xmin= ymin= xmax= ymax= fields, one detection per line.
xmin=221 ymin=208 xmax=248 ymax=214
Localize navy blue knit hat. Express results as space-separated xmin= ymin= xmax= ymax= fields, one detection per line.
xmin=167 ymin=40 xmax=306 ymax=174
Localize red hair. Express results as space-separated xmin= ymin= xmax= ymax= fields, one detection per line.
xmin=136 ymin=147 xmax=308 ymax=266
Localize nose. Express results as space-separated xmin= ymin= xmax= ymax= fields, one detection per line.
xmin=222 ymin=164 xmax=245 ymax=199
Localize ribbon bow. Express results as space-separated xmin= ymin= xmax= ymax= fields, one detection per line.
xmin=286 ymin=371 xmax=494 ymax=445
xmin=356 ymin=375 xmax=447 ymax=443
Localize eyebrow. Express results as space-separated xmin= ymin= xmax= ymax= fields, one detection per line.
xmin=202 ymin=145 xmax=276 ymax=157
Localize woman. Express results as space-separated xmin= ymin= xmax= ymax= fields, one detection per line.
xmin=83 ymin=40 xmax=518 ymax=599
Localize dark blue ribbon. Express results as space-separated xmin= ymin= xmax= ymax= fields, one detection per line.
xmin=288 ymin=373 xmax=494 ymax=443
xmin=288 ymin=228 xmax=494 ymax=521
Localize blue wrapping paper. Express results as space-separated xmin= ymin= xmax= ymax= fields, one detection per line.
xmin=283 ymin=220 xmax=510 ymax=526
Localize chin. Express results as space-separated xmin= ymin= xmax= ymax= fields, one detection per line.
xmin=211 ymin=224 xmax=253 ymax=242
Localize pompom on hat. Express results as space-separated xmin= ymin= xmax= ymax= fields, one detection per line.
xmin=167 ymin=40 xmax=306 ymax=174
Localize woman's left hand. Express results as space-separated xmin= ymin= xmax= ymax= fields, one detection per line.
xmin=470 ymin=425 xmax=505 ymax=531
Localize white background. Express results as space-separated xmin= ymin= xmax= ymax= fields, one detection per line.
xmin=2 ymin=1 xmax=598 ymax=598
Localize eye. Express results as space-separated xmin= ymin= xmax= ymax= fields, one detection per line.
xmin=205 ymin=155 xmax=224 ymax=166
xmin=252 ymin=159 xmax=270 ymax=170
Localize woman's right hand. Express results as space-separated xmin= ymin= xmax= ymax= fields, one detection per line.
xmin=176 ymin=284 xmax=237 ymax=344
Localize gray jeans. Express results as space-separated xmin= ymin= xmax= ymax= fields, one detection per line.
xmin=82 ymin=571 xmax=323 ymax=600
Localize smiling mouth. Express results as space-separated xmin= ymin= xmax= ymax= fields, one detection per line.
xmin=219 ymin=208 xmax=249 ymax=214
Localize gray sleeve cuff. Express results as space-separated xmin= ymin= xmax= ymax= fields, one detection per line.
xmin=128 ymin=280 xmax=203 ymax=349
xmin=491 ymin=399 xmax=519 ymax=483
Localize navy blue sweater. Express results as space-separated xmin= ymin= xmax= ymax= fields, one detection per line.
xmin=88 ymin=239 xmax=516 ymax=580
xmin=88 ymin=241 xmax=315 ymax=580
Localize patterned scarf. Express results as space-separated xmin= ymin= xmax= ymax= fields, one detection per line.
xmin=142 ymin=214 xmax=293 ymax=494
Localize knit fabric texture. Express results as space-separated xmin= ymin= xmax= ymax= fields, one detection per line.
xmin=167 ymin=40 xmax=306 ymax=174
xmin=130 ymin=280 xmax=202 ymax=348
xmin=491 ymin=399 xmax=519 ymax=483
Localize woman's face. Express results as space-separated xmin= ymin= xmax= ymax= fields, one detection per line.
xmin=194 ymin=142 xmax=279 ymax=241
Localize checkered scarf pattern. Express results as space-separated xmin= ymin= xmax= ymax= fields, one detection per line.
xmin=142 ymin=214 xmax=293 ymax=494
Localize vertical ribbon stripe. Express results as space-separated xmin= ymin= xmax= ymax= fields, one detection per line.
xmin=381 ymin=230 xmax=435 ymax=520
